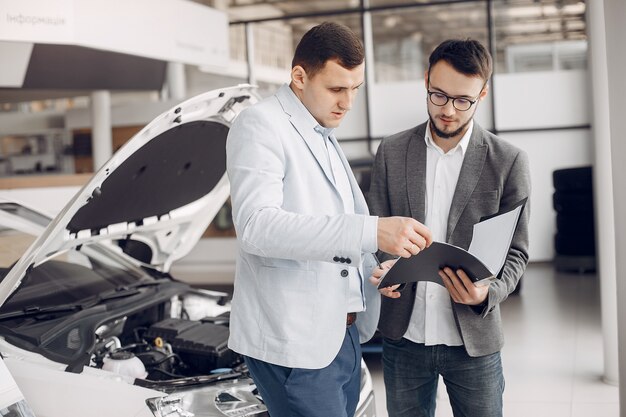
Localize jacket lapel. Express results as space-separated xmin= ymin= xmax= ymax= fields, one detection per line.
xmin=329 ymin=135 xmax=369 ymax=215
xmin=446 ymin=124 xmax=488 ymax=241
xmin=406 ymin=124 xmax=427 ymax=222
xmin=275 ymin=85 xmax=336 ymax=187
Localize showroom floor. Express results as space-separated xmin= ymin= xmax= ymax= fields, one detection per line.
xmin=364 ymin=262 xmax=619 ymax=417
xmin=178 ymin=262 xmax=619 ymax=417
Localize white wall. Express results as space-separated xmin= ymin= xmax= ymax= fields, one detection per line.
xmin=500 ymin=130 xmax=593 ymax=261
xmin=170 ymin=238 xmax=239 ymax=286
xmin=0 ymin=41 xmax=32 ymax=88
xmin=0 ymin=111 xmax=64 ymax=136
xmin=494 ymin=70 xmax=590 ymax=129
xmin=369 ymin=79 xmax=493 ymax=138
xmin=495 ymin=70 xmax=592 ymax=261
xmin=335 ymin=88 xmax=369 ymax=141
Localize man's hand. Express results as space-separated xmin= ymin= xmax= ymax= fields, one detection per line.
xmin=439 ymin=267 xmax=489 ymax=306
xmin=377 ymin=217 xmax=433 ymax=258
xmin=368 ymin=259 xmax=401 ymax=298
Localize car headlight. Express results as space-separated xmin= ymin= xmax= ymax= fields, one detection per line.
xmin=146 ymin=379 xmax=268 ymax=417
xmin=147 ymin=395 xmax=194 ymax=417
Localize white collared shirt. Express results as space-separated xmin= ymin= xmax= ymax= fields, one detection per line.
xmin=403 ymin=120 xmax=474 ymax=346
xmin=315 ymin=124 xmax=364 ymax=312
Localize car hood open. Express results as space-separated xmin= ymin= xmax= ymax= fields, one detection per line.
xmin=0 ymin=84 xmax=258 ymax=307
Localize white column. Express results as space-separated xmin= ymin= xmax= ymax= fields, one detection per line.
xmin=245 ymin=23 xmax=256 ymax=85
xmin=90 ymin=90 xmax=112 ymax=171
xmin=361 ymin=0 xmax=376 ymax=153
xmin=604 ymin=0 xmax=626 ymax=412
xmin=167 ymin=62 xmax=187 ymax=101
xmin=587 ymin=0 xmax=619 ymax=386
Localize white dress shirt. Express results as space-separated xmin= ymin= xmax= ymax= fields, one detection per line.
xmin=315 ymin=124 xmax=366 ymax=312
xmin=403 ymin=120 xmax=473 ymax=346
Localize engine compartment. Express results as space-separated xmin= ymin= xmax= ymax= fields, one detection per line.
xmin=0 ymin=257 xmax=243 ymax=386
xmin=90 ymin=292 xmax=241 ymax=384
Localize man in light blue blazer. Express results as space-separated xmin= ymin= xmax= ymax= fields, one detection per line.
xmin=227 ymin=22 xmax=432 ymax=417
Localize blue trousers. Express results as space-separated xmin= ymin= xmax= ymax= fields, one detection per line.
xmin=382 ymin=337 xmax=504 ymax=417
xmin=244 ymin=324 xmax=362 ymax=417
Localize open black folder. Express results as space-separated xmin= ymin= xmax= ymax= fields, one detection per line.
xmin=378 ymin=198 xmax=527 ymax=289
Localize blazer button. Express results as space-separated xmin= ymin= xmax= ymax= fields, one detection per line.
xmin=340 ymin=269 xmax=348 ymax=278
xmin=333 ymin=256 xmax=339 ymax=262
xmin=340 ymin=257 xmax=346 ymax=263
xmin=345 ymin=258 xmax=351 ymax=264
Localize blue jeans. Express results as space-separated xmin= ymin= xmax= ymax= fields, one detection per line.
xmin=244 ymin=324 xmax=362 ymax=417
xmin=382 ymin=338 xmax=504 ymax=417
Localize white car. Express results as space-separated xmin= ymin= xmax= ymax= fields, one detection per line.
xmin=0 ymin=86 xmax=377 ymax=417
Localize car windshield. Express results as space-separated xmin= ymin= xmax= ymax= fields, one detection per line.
xmin=0 ymin=223 xmax=155 ymax=315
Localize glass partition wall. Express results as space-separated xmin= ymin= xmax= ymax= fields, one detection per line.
xmin=0 ymin=0 xmax=588 ymax=177
xmin=371 ymin=3 xmax=489 ymax=83
xmin=230 ymin=0 xmax=587 ymax=144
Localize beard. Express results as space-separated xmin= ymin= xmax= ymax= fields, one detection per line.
xmin=428 ymin=110 xmax=475 ymax=140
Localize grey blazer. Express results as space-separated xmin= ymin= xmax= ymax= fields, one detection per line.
xmin=368 ymin=122 xmax=531 ymax=357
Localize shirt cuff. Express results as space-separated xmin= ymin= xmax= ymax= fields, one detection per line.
xmin=361 ymin=215 xmax=378 ymax=254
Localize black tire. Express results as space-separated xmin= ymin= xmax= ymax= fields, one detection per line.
xmin=553 ymin=191 xmax=594 ymax=213
xmin=552 ymin=166 xmax=592 ymax=192
xmin=554 ymin=232 xmax=596 ymax=256
xmin=556 ymin=213 xmax=595 ymax=236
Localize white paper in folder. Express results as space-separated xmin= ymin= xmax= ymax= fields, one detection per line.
xmin=378 ymin=198 xmax=528 ymax=289
xmin=468 ymin=200 xmax=525 ymax=275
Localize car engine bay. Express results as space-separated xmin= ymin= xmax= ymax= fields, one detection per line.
xmin=91 ymin=300 xmax=240 ymax=384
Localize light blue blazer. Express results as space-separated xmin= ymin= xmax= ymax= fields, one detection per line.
xmin=226 ymin=84 xmax=380 ymax=369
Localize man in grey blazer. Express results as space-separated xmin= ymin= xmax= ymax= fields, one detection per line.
xmin=368 ymin=39 xmax=530 ymax=417
xmin=227 ymin=22 xmax=432 ymax=417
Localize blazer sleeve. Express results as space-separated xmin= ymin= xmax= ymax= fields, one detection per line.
xmin=367 ymin=139 xmax=392 ymax=218
xmin=482 ymin=149 xmax=531 ymax=317
xmin=367 ymin=139 xmax=398 ymax=264
xmin=226 ymin=107 xmax=375 ymax=264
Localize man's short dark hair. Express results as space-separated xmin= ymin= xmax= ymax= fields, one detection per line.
xmin=428 ymin=39 xmax=493 ymax=82
xmin=292 ymin=22 xmax=364 ymax=77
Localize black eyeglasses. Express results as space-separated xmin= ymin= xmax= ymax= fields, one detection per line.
xmin=427 ymin=90 xmax=479 ymax=112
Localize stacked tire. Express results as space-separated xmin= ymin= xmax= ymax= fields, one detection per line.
xmin=552 ymin=166 xmax=596 ymax=273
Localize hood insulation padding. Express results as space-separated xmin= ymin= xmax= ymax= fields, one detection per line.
xmin=67 ymin=120 xmax=228 ymax=234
